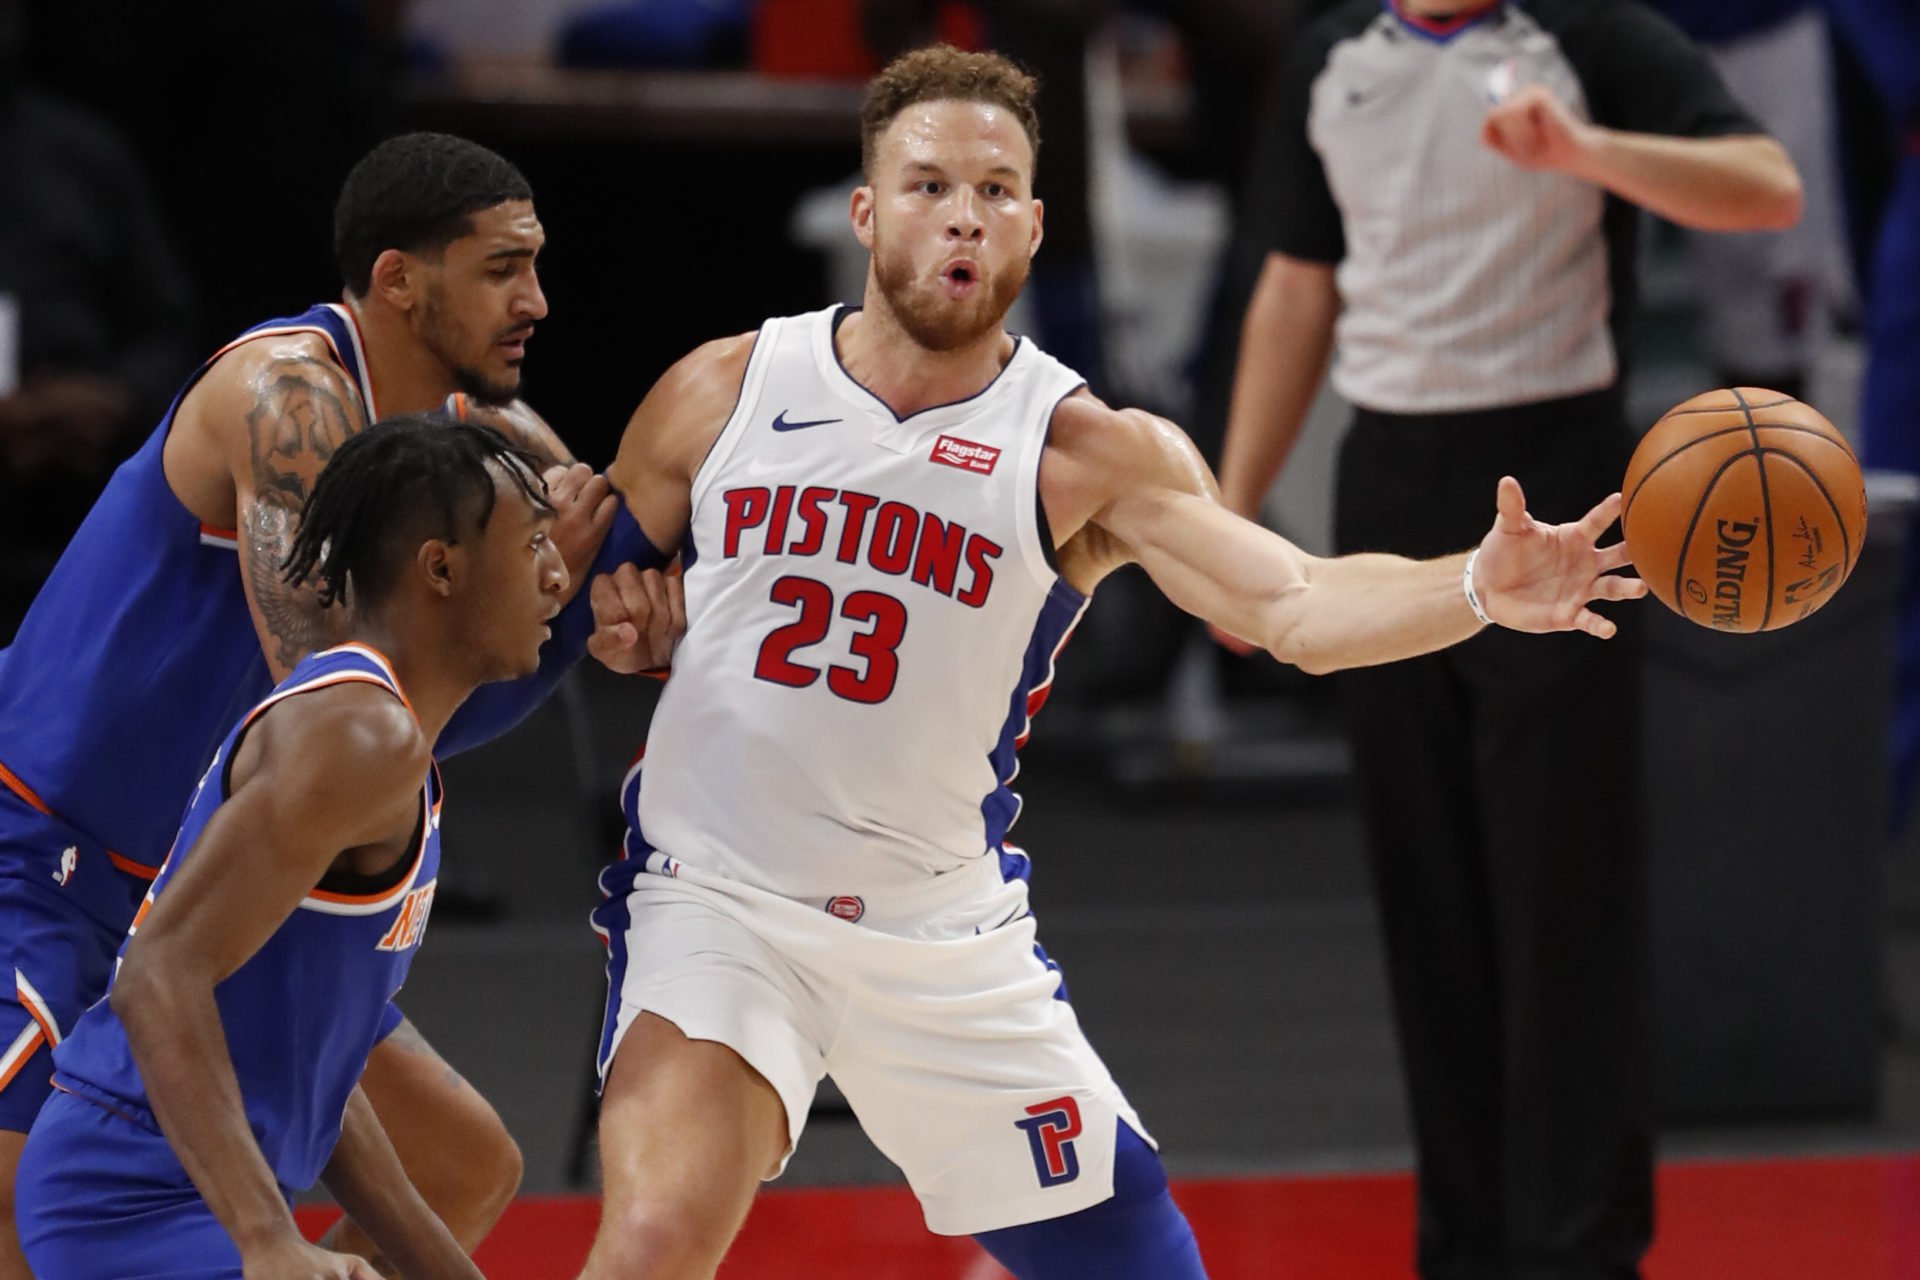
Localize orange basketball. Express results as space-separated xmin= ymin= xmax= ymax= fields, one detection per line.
xmin=1621 ymin=388 xmax=1867 ymax=633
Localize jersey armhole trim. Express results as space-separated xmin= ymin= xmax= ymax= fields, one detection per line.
xmin=1019 ymin=380 xmax=1088 ymax=591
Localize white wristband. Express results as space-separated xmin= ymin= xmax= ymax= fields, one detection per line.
xmin=1463 ymin=548 xmax=1493 ymax=626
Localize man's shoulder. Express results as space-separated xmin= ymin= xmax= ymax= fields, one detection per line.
xmin=248 ymin=679 xmax=429 ymax=795
xmin=1044 ymin=393 xmax=1185 ymax=474
xmin=206 ymin=321 xmax=351 ymax=387
xmin=659 ymin=329 xmax=760 ymax=410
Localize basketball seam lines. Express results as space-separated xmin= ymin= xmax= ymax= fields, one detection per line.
xmin=1763 ymin=448 xmax=1854 ymax=579
xmin=1672 ymin=449 xmax=1758 ymax=618
xmin=1623 ymin=425 xmax=1852 ymax=523
xmin=1735 ymin=389 xmax=1777 ymax=630
xmin=1661 ymin=399 xmax=1794 ymax=416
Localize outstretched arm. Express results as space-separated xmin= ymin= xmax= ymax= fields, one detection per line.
xmin=1046 ymin=400 xmax=1643 ymax=674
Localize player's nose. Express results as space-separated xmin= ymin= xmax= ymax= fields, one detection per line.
xmin=519 ymin=272 xmax=551 ymax=321
xmin=541 ymin=537 xmax=569 ymax=595
xmin=946 ymin=191 xmax=984 ymax=240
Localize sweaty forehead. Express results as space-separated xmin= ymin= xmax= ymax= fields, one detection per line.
xmin=882 ymin=101 xmax=1033 ymax=177
xmin=455 ymin=200 xmax=545 ymax=255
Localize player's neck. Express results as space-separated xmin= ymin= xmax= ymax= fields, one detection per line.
xmin=343 ymin=295 xmax=460 ymax=416
xmin=835 ymin=296 xmax=1015 ymax=419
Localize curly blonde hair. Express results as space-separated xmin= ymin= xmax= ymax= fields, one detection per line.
xmin=860 ymin=44 xmax=1042 ymax=181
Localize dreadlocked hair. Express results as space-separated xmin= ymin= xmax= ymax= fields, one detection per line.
xmin=282 ymin=415 xmax=551 ymax=609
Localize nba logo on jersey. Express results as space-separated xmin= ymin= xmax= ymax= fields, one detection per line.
xmin=1014 ymin=1095 xmax=1084 ymax=1188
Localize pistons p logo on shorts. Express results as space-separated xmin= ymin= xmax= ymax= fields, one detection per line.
xmin=1014 ymin=1095 xmax=1083 ymax=1188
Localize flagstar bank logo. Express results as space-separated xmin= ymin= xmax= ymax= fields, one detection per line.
xmin=930 ymin=435 xmax=1000 ymax=475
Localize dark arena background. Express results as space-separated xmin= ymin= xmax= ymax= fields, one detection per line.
xmin=5 ymin=0 xmax=1920 ymax=1275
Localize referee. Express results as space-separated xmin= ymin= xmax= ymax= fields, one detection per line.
xmin=1216 ymin=3 xmax=1800 ymax=1278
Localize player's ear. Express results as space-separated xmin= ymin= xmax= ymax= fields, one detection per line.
xmin=851 ymin=184 xmax=876 ymax=251
xmin=417 ymin=539 xmax=458 ymax=598
xmin=1029 ymin=197 xmax=1044 ymax=259
xmin=369 ymin=249 xmax=417 ymax=312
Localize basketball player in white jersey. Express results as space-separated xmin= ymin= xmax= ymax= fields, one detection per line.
xmin=576 ymin=45 xmax=1646 ymax=1279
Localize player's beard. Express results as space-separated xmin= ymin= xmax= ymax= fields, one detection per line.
xmin=871 ymin=234 xmax=1027 ymax=354
xmin=419 ymin=286 xmax=521 ymax=406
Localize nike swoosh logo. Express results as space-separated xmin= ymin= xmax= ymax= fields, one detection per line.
xmin=772 ymin=411 xmax=843 ymax=432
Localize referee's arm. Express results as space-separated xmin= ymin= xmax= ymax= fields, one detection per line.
xmin=1220 ymin=254 xmax=1338 ymax=525
xmin=1482 ymin=85 xmax=1802 ymax=232
xmin=1523 ymin=0 xmax=1805 ymax=232
xmin=1218 ymin=25 xmax=1345 ymax=535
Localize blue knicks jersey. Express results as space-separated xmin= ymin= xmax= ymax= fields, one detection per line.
xmin=0 ymin=304 xmax=378 ymax=903
xmin=50 ymin=645 xmax=441 ymax=1192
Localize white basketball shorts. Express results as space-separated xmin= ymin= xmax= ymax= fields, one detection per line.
xmin=594 ymin=853 xmax=1151 ymax=1236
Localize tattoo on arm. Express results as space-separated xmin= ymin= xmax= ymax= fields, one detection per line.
xmin=507 ymin=420 xmax=571 ymax=471
xmin=241 ymin=356 xmax=365 ymax=671
xmin=455 ymin=396 xmax=573 ymax=470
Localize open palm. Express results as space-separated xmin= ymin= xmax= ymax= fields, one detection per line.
xmin=1474 ymin=477 xmax=1646 ymax=638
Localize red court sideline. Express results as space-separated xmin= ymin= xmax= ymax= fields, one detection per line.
xmin=299 ymin=1153 xmax=1920 ymax=1277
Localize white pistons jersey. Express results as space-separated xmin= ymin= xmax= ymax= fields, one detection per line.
xmin=630 ymin=306 xmax=1089 ymax=901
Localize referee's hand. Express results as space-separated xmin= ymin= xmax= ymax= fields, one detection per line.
xmin=1481 ymin=84 xmax=1592 ymax=176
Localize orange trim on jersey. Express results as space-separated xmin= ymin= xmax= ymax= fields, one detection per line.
xmin=208 ymin=323 xmax=348 ymax=375
xmin=206 ymin=310 xmax=378 ymax=422
xmin=16 ymin=971 xmax=61 ymax=1048
xmin=303 ymin=786 xmax=430 ymax=909
xmin=238 ymin=670 xmax=418 ymax=738
xmin=327 ymin=644 xmax=416 ymax=720
xmin=0 ymin=759 xmax=53 ymax=816
xmin=448 ymin=392 xmax=471 ymax=421
xmin=0 ymin=1026 xmax=46 ymax=1094
xmin=331 ymin=304 xmax=380 ymax=421
xmin=108 ymin=851 xmax=162 ymax=880
xmin=0 ymin=758 xmax=156 ymax=878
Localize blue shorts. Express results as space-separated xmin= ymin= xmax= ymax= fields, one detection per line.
xmin=0 ymin=790 xmax=136 ymax=1133
xmin=0 ymin=787 xmax=407 ymax=1133
xmin=16 ymin=1087 xmax=275 ymax=1278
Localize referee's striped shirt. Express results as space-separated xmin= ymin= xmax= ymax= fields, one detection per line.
xmin=1257 ymin=0 xmax=1764 ymax=414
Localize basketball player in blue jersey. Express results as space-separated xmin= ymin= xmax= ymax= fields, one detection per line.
xmin=14 ymin=418 xmax=567 ymax=1279
xmin=0 ymin=132 xmax=673 ymax=1277
xmin=574 ymin=45 xmax=1648 ymax=1280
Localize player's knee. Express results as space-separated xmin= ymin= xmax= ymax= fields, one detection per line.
xmin=413 ymin=1110 xmax=522 ymax=1242
xmin=586 ymin=1198 xmax=729 ymax=1280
